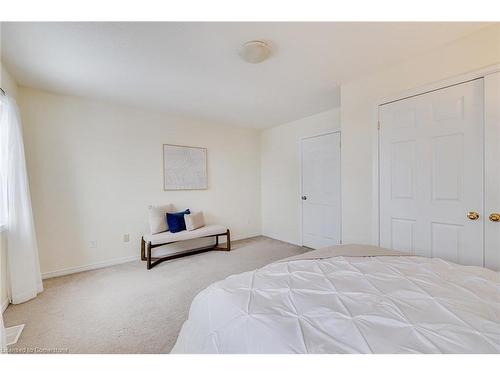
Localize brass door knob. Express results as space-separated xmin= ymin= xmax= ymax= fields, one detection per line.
xmin=489 ymin=213 xmax=500 ymax=222
xmin=467 ymin=211 xmax=480 ymax=220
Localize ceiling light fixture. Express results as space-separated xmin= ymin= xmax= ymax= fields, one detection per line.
xmin=239 ymin=41 xmax=272 ymax=64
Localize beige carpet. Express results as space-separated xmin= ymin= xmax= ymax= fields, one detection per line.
xmin=3 ymin=236 xmax=308 ymax=354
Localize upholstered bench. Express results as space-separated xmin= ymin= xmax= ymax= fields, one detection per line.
xmin=141 ymin=225 xmax=230 ymax=270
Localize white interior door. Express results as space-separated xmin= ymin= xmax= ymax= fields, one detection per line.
xmin=379 ymin=79 xmax=484 ymax=266
xmin=301 ymin=132 xmax=341 ymax=249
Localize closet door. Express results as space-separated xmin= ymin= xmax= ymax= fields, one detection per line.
xmin=379 ymin=79 xmax=484 ymax=266
xmin=485 ymin=72 xmax=500 ymax=270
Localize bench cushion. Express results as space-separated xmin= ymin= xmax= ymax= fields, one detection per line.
xmin=145 ymin=224 xmax=228 ymax=245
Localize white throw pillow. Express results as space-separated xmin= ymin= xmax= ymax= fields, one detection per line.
xmin=185 ymin=211 xmax=205 ymax=231
xmin=148 ymin=204 xmax=173 ymax=234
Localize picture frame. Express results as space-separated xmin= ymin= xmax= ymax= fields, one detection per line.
xmin=163 ymin=144 xmax=208 ymax=190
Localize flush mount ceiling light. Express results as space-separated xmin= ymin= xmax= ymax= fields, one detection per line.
xmin=239 ymin=41 xmax=272 ymax=64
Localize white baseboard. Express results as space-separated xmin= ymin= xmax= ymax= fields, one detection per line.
xmin=1 ymin=297 xmax=9 ymax=313
xmin=261 ymin=232 xmax=301 ymax=246
xmin=40 ymin=232 xmax=262 ymax=280
xmin=42 ymin=255 xmax=139 ymax=280
xmin=234 ymin=232 xmax=262 ymax=241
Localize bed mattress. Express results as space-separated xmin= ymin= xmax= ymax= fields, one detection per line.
xmin=171 ymin=245 xmax=500 ymax=353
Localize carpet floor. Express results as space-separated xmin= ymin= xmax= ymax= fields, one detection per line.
xmin=3 ymin=236 xmax=308 ymax=353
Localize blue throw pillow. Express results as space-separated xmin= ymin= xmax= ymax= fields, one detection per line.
xmin=166 ymin=209 xmax=190 ymax=233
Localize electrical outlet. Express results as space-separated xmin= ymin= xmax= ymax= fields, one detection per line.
xmin=89 ymin=240 xmax=97 ymax=248
xmin=123 ymin=234 xmax=130 ymax=242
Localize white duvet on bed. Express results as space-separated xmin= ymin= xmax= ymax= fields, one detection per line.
xmin=171 ymin=254 xmax=500 ymax=354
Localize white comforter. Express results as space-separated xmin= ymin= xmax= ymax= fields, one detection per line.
xmin=171 ymin=250 xmax=500 ymax=353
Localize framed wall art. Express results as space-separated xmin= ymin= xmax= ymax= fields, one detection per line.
xmin=163 ymin=144 xmax=208 ymax=190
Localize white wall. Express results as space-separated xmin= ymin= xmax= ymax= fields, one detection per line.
xmin=341 ymin=24 xmax=500 ymax=245
xmin=18 ymin=87 xmax=262 ymax=277
xmin=261 ymin=109 xmax=340 ymax=245
xmin=0 ymin=61 xmax=19 ymax=310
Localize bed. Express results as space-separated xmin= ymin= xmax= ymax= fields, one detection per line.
xmin=171 ymin=244 xmax=500 ymax=354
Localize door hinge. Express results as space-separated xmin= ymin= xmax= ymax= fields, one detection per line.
xmin=377 ymin=121 xmax=381 ymax=130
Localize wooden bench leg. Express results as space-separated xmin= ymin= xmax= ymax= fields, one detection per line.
xmin=214 ymin=230 xmax=230 ymax=251
xmin=141 ymin=237 xmax=146 ymax=261
xmin=147 ymin=241 xmax=152 ymax=270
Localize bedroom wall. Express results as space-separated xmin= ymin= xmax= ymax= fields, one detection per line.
xmin=17 ymin=87 xmax=262 ymax=277
xmin=260 ymin=109 xmax=341 ymax=245
xmin=341 ymin=24 xmax=500 ymax=245
xmin=0 ymin=61 xmax=19 ymax=311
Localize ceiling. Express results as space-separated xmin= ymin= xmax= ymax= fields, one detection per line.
xmin=1 ymin=22 xmax=491 ymax=128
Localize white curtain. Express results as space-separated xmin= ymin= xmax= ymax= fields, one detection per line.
xmin=0 ymin=312 xmax=5 ymax=352
xmin=0 ymin=95 xmax=43 ymax=306
xmin=0 ymin=317 xmax=5 ymax=353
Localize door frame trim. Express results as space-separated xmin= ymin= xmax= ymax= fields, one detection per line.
xmin=484 ymin=72 xmax=500 ymax=270
xmin=299 ymin=130 xmax=342 ymax=247
xmin=373 ymin=63 xmax=500 ymax=247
